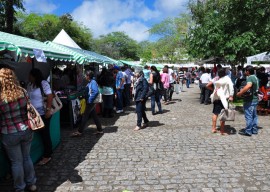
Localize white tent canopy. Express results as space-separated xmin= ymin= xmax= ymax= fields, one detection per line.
xmin=53 ymin=29 xmax=81 ymax=49
xmin=246 ymin=52 xmax=270 ymax=65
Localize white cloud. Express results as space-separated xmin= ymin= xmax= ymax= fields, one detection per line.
xmin=72 ymin=0 xmax=159 ymax=41
xmin=71 ymin=0 xmax=188 ymax=41
xmin=154 ymin=0 xmax=189 ymax=16
xmin=111 ymin=21 xmax=150 ymax=42
xmin=24 ymin=0 xmax=57 ymax=14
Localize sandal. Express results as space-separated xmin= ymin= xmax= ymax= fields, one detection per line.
xmin=70 ymin=131 xmax=82 ymax=137
xmin=38 ymin=157 xmax=51 ymax=165
xmin=93 ymin=131 xmax=104 ymax=135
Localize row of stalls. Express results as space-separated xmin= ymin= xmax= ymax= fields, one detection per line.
xmin=0 ymin=30 xmax=118 ymax=180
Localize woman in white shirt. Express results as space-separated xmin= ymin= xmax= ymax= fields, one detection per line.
xmin=27 ymin=68 xmax=53 ymax=165
xmin=206 ymin=68 xmax=234 ymax=135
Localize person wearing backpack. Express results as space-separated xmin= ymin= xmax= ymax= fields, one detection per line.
xmin=237 ymin=65 xmax=259 ymax=136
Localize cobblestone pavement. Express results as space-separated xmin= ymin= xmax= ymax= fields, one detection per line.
xmin=1 ymin=85 xmax=270 ymax=192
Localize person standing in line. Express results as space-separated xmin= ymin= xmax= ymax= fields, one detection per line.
xmin=27 ymin=68 xmax=53 ymax=166
xmin=200 ymin=67 xmax=212 ymax=105
xmin=134 ymin=71 xmax=150 ymax=131
xmin=71 ymin=71 xmax=103 ymax=137
xmin=124 ymin=64 xmax=134 ymax=103
xmin=160 ymin=66 xmax=170 ymax=104
xmin=0 ymin=66 xmax=37 ymax=192
xmin=237 ymin=65 xmax=259 ymax=136
xmin=121 ymin=66 xmax=128 ymax=107
xmin=166 ymin=66 xmax=176 ymax=101
xmin=114 ymin=66 xmax=125 ymax=113
xmin=143 ymin=65 xmax=151 ymax=82
xmin=149 ymin=66 xmax=162 ymax=115
xmin=97 ymin=67 xmax=115 ymax=118
xmin=207 ymin=68 xmax=234 ymax=135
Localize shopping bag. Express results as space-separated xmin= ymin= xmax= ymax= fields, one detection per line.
xmin=174 ymin=83 xmax=180 ymax=94
xmin=43 ymin=93 xmax=63 ymax=114
xmin=219 ymin=103 xmax=235 ymax=121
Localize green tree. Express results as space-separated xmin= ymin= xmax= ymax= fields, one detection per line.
xmin=95 ymin=32 xmax=140 ymax=60
xmin=138 ymin=41 xmax=154 ymax=63
xmin=149 ymin=14 xmax=192 ymax=63
xmin=14 ymin=12 xmax=94 ymax=50
xmin=188 ymin=0 xmax=270 ymax=65
xmin=0 ymin=0 xmax=24 ymax=33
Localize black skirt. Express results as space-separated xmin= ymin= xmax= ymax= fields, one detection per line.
xmin=212 ymin=100 xmax=225 ymax=115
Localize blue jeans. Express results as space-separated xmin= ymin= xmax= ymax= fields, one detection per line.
xmin=136 ymin=100 xmax=149 ymax=127
xmin=116 ymin=89 xmax=123 ymax=110
xmin=243 ymin=101 xmax=258 ymax=135
xmin=1 ymin=129 xmax=36 ymax=192
xmin=151 ymin=91 xmax=162 ymax=114
xmin=186 ymin=78 xmax=191 ymax=88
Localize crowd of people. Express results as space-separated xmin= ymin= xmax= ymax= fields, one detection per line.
xmin=196 ymin=64 xmax=269 ymax=136
xmin=0 ymin=61 xmax=269 ymax=191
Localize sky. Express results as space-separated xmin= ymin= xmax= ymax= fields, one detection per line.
xmin=23 ymin=0 xmax=189 ymax=42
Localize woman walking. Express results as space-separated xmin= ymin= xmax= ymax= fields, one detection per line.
xmin=134 ymin=71 xmax=149 ymax=131
xmin=71 ymin=71 xmax=103 ymax=136
xmin=0 ymin=66 xmax=37 ymax=192
xmin=207 ymin=68 xmax=234 ymax=135
xmin=27 ymin=68 xmax=53 ymax=165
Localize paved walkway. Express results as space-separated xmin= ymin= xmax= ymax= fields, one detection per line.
xmin=1 ymin=85 xmax=270 ymax=192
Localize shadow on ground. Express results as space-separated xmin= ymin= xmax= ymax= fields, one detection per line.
xmin=0 ymin=126 xmax=118 ymax=192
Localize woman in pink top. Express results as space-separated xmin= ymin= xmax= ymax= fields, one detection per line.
xmin=160 ymin=67 xmax=170 ymax=104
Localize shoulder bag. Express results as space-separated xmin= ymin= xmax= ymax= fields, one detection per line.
xmin=22 ymin=88 xmax=45 ymax=130
xmin=41 ymin=83 xmax=63 ymax=114
xmin=219 ymin=102 xmax=236 ymax=121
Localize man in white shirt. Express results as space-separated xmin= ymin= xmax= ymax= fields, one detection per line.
xmin=200 ymin=67 xmax=212 ymax=104
xmin=165 ymin=65 xmax=176 ymax=101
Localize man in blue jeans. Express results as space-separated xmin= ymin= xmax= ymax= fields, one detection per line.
xmin=237 ymin=65 xmax=259 ymax=136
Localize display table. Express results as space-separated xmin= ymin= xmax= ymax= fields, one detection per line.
xmin=59 ymin=91 xmax=102 ymax=129
xmin=0 ymin=111 xmax=61 ymax=180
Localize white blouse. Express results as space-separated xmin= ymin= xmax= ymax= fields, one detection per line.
xmin=27 ymin=80 xmax=52 ymax=116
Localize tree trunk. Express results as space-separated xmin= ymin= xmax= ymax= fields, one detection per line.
xmin=5 ymin=0 xmax=14 ymax=33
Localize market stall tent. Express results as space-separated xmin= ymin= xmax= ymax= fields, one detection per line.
xmin=246 ymin=52 xmax=270 ymax=65
xmin=0 ymin=31 xmax=74 ymax=62
xmin=52 ymin=29 xmax=81 ymax=49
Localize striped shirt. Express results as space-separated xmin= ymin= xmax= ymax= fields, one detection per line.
xmin=178 ymin=71 xmax=184 ymax=80
xmin=0 ymin=96 xmax=29 ymax=134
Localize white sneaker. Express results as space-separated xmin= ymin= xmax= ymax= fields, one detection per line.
xmin=116 ymin=109 xmax=123 ymax=114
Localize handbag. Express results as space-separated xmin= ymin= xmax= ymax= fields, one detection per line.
xmin=43 ymin=93 xmax=63 ymax=114
xmin=22 ymin=88 xmax=45 ymax=130
xmin=93 ymin=93 xmax=103 ymax=103
xmin=219 ymin=103 xmax=236 ymax=121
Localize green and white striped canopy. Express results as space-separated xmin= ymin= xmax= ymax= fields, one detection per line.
xmin=46 ymin=41 xmax=118 ymax=65
xmin=0 ymin=31 xmax=74 ymax=62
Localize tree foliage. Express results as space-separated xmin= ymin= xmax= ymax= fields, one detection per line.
xmin=14 ymin=12 xmax=94 ymax=50
xmin=94 ymin=32 xmax=140 ymax=60
xmin=188 ymin=0 xmax=270 ymax=64
xmin=149 ymin=14 xmax=192 ymax=63
xmin=0 ymin=0 xmax=24 ymax=33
